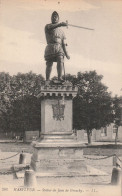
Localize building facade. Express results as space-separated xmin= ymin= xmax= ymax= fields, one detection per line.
xmin=76 ymin=123 xmax=122 ymax=142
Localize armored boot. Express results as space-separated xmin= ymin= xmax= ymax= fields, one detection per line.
xmin=46 ymin=61 xmax=53 ymax=81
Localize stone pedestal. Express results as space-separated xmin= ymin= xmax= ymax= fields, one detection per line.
xmin=31 ymin=81 xmax=86 ymax=176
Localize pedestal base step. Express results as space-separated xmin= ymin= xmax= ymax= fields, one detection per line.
xmin=35 ymin=167 xmax=108 ymax=177
xmin=40 ymin=132 xmax=77 ymax=142
xmin=16 ymin=166 xmax=108 ymax=178
xmin=31 ymin=158 xmax=86 ymax=173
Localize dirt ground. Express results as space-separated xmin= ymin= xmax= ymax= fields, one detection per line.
xmin=0 ymin=142 xmax=121 ymax=193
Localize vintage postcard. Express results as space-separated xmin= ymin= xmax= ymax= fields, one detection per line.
xmin=0 ymin=0 xmax=122 ymax=196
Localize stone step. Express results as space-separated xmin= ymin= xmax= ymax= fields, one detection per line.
xmin=41 ymin=132 xmax=74 ymax=135
xmin=41 ymin=135 xmax=76 ymax=140
xmin=39 ymin=140 xmax=77 ymax=143
xmin=32 ymin=141 xmax=85 ymax=148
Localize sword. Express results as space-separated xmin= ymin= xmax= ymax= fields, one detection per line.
xmin=66 ymin=20 xmax=94 ymax=31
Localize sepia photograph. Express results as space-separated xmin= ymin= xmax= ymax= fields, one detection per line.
xmin=0 ymin=0 xmax=122 ymax=195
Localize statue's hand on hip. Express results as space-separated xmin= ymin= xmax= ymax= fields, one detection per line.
xmin=66 ymin=55 xmax=70 ymax=60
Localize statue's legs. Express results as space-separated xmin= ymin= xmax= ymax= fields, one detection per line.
xmin=57 ymin=56 xmax=64 ymax=81
xmin=46 ymin=61 xmax=53 ymax=80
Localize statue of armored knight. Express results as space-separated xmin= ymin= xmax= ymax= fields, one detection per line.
xmin=44 ymin=11 xmax=70 ymax=82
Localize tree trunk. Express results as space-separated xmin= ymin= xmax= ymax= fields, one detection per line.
xmin=87 ymin=130 xmax=92 ymax=144
xmin=39 ymin=126 xmax=41 ymax=138
xmin=115 ymin=127 xmax=118 ymax=145
xmin=23 ymin=130 xmax=26 ymax=143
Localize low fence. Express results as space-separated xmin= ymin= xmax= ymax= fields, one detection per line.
xmin=0 ymin=151 xmax=121 ymax=186
xmin=0 ymin=152 xmax=121 ymax=175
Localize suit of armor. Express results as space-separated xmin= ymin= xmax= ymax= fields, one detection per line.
xmin=44 ymin=11 xmax=70 ymax=81
xmin=45 ymin=25 xmax=66 ymax=60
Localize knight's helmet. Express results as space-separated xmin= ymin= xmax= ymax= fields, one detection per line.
xmin=51 ymin=11 xmax=59 ymax=22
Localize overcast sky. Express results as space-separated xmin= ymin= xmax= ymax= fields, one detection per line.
xmin=0 ymin=0 xmax=122 ymax=96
